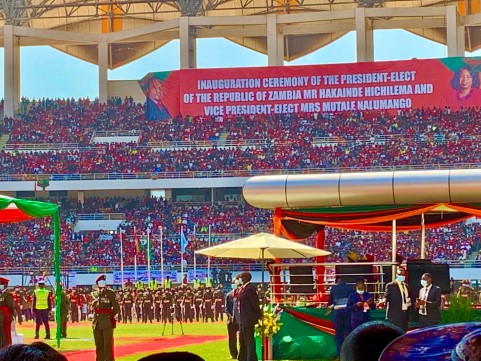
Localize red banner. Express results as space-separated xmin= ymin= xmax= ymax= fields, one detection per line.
xmin=142 ymin=57 xmax=481 ymax=119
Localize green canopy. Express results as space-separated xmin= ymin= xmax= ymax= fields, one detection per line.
xmin=0 ymin=195 xmax=61 ymax=347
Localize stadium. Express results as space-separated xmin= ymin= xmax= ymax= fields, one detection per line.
xmin=1 ymin=0 xmax=481 ymax=360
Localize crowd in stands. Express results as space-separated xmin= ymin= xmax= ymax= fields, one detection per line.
xmin=0 ymin=195 xmax=478 ymax=270
xmin=1 ymin=102 xmax=481 ymax=175
xmin=0 ymin=99 xmax=480 ymax=269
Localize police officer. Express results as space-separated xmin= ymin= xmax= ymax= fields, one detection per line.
xmin=163 ymin=276 xmax=172 ymax=290
xmin=149 ymin=278 xmax=159 ymax=291
xmin=92 ymin=275 xmax=120 ymax=361
xmin=0 ymin=278 xmax=15 ymax=348
xmin=33 ymin=278 xmax=51 ymax=340
xmin=193 ymin=276 xmax=201 ymax=290
xmin=135 ymin=279 xmax=144 ymax=291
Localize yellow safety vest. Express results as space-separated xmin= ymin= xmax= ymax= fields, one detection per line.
xmin=34 ymin=289 xmax=49 ymax=310
xmin=149 ymin=280 xmax=158 ymax=289
xmin=163 ymin=279 xmax=172 ymax=289
xmin=193 ymin=279 xmax=201 ymax=289
xmin=205 ymin=277 xmax=213 ymax=287
xmin=135 ymin=281 xmax=144 ymax=290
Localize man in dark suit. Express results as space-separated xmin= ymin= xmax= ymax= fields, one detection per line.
xmin=384 ymin=267 xmax=412 ymax=332
xmin=328 ymin=277 xmax=356 ymax=355
xmin=415 ymin=273 xmax=441 ymax=328
xmin=235 ymin=272 xmax=262 ymax=361
xmin=225 ymin=280 xmax=240 ymax=359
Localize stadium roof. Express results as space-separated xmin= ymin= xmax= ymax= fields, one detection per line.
xmin=0 ymin=1 xmax=479 ymax=68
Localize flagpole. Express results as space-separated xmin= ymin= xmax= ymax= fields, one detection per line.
xmin=147 ymin=228 xmax=151 ymax=284
xmin=207 ymin=224 xmax=211 ymax=280
xmin=160 ymin=226 xmax=164 ymax=282
xmin=120 ymin=229 xmax=124 ymax=289
xmin=134 ymin=226 xmax=138 ymax=282
xmin=180 ymin=225 xmax=184 ymax=278
xmin=193 ymin=225 xmax=197 ymax=279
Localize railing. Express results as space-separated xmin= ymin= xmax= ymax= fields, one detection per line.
xmin=91 ymin=130 xmax=141 ymax=138
xmin=1 ymin=163 xmax=481 ymax=182
xmin=148 ymin=138 xmax=273 ymax=149
xmin=4 ymin=133 xmax=480 ymax=152
xmin=3 ymin=143 xmax=79 ymax=151
xmin=269 ymin=261 xmax=397 ymax=306
xmin=0 ymin=263 xmax=261 ymax=275
xmin=77 ymin=213 xmax=125 ymax=221
xmin=312 ymin=133 xmax=480 ymax=146
xmin=438 ymin=259 xmax=481 ymax=268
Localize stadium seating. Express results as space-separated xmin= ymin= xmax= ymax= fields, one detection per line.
xmin=0 ymin=99 xmax=479 ymax=269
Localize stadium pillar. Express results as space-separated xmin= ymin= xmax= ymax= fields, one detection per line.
xmin=267 ymin=14 xmax=284 ymax=66
xmin=355 ymin=8 xmax=374 ymax=62
xmin=446 ymin=6 xmax=465 ymax=57
xmin=4 ymin=25 xmax=20 ymax=118
xmin=98 ymin=36 xmax=109 ymax=104
xmin=179 ymin=17 xmax=197 ymax=69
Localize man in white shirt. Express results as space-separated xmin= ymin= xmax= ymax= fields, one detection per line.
xmin=415 ymin=273 xmax=441 ymax=328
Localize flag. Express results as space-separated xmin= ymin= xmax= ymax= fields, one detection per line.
xmin=180 ymin=230 xmax=189 ymax=254
xmin=134 ymin=235 xmax=140 ymax=254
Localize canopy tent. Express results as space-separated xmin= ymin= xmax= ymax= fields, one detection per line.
xmin=0 ymin=196 xmax=61 ymax=347
xmin=274 ymin=203 xmax=481 ymax=239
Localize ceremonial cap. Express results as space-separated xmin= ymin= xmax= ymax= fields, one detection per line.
xmin=96 ymin=274 xmax=106 ymax=283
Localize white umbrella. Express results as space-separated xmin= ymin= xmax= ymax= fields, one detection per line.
xmin=195 ymin=232 xmax=331 ymax=302
xmin=195 ymin=232 xmax=331 ymax=259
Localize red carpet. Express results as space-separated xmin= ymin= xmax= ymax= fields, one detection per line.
xmin=63 ymin=335 xmax=227 ymax=361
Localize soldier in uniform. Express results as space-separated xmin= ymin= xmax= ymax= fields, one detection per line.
xmin=154 ymin=290 xmax=162 ymax=322
xmin=60 ymin=284 xmax=70 ymax=338
xmin=162 ymin=290 xmax=173 ymax=324
xmin=11 ymin=287 xmax=23 ymax=325
xmin=142 ymin=290 xmax=154 ymax=323
xmin=116 ymin=290 xmax=124 ymax=323
xmin=123 ymin=290 xmax=134 ymax=323
xmin=134 ymin=290 xmax=142 ymax=322
xmin=70 ymin=289 xmax=80 ymax=323
xmin=0 ymin=277 xmax=16 ymax=348
xmin=22 ymin=288 xmax=32 ymax=322
xmin=458 ymin=279 xmax=476 ymax=304
xmin=78 ymin=291 xmax=88 ymax=321
xmin=194 ymin=290 xmax=203 ymax=322
xmin=214 ymin=286 xmax=225 ymax=322
xmin=92 ymin=275 xmax=120 ymax=361
xmin=174 ymin=289 xmax=183 ymax=322
xmin=203 ymin=287 xmax=215 ymax=323
xmin=183 ymin=288 xmax=194 ymax=323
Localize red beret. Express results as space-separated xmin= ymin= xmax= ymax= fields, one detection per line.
xmin=0 ymin=277 xmax=9 ymax=285
xmin=96 ymin=275 xmax=106 ymax=283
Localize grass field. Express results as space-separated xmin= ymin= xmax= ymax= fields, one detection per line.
xmin=16 ymin=321 xmax=230 ymax=361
